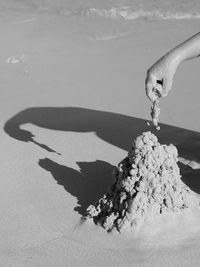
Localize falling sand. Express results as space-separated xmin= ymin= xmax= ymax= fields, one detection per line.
xmin=86 ymin=132 xmax=199 ymax=233
xmin=151 ymin=99 xmax=161 ymax=130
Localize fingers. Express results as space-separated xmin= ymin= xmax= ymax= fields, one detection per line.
xmin=145 ymin=75 xmax=162 ymax=102
xmin=145 ymin=73 xmax=155 ymax=101
xmin=146 ymin=83 xmax=158 ymax=102
xmin=145 ymin=73 xmax=172 ymax=101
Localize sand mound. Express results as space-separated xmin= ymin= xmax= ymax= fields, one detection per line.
xmin=86 ymin=131 xmax=199 ymax=232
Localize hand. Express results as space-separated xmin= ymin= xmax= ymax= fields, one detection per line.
xmin=145 ymin=53 xmax=179 ymax=101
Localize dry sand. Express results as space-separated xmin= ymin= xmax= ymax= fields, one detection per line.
xmin=1 ymin=9 xmax=200 ymax=266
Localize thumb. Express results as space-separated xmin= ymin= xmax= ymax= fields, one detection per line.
xmin=146 ymin=77 xmax=161 ymax=101
xmin=146 ymin=83 xmax=158 ymax=102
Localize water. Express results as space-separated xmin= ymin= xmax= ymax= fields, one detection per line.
xmin=1 ymin=0 xmax=200 ymax=20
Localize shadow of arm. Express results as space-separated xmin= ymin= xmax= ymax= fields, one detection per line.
xmin=4 ymin=109 xmax=34 ymax=142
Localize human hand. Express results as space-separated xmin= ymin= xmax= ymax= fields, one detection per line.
xmin=145 ymin=53 xmax=179 ymax=101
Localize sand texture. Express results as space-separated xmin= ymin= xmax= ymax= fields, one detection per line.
xmin=1 ymin=4 xmax=200 ymax=266
xmin=87 ymin=132 xmax=198 ymax=232
xmin=151 ymin=99 xmax=161 ymax=130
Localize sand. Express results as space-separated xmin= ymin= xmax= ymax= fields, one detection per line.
xmin=86 ymin=132 xmax=199 ymax=233
xmin=1 ymin=7 xmax=200 ymax=267
xmin=151 ymin=99 xmax=161 ymax=129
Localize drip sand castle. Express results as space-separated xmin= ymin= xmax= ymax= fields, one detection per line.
xmin=86 ymin=131 xmax=199 ymax=232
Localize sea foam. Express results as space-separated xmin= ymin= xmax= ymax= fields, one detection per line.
xmin=86 ymin=7 xmax=200 ymax=21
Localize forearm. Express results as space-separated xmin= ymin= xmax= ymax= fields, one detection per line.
xmin=166 ymin=32 xmax=200 ymax=65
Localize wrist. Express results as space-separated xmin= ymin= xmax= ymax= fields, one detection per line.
xmin=167 ymin=43 xmax=190 ymax=68
xmin=166 ymin=48 xmax=183 ymax=68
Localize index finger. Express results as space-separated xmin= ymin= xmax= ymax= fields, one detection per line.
xmin=145 ymin=82 xmax=158 ymax=102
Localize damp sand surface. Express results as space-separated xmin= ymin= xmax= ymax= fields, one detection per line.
xmin=71 ymin=208 xmax=200 ymax=266
xmin=86 ymin=132 xmax=199 ymax=232
xmin=0 ymin=6 xmax=200 ymax=267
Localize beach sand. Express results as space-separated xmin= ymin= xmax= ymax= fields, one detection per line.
xmin=1 ymin=9 xmax=200 ymax=266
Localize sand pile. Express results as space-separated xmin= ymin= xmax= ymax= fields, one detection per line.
xmin=86 ymin=131 xmax=198 ymax=232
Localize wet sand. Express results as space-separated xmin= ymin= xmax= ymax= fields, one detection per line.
xmin=1 ymin=10 xmax=200 ymax=266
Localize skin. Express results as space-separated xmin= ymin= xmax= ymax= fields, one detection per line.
xmin=146 ymin=32 xmax=200 ymax=101
xmin=145 ymin=32 xmax=200 ymax=169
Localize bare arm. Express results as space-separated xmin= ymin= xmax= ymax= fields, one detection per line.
xmin=170 ymin=32 xmax=200 ymax=62
xmin=146 ymin=32 xmax=200 ymax=101
xmin=145 ymin=33 xmax=200 ymax=167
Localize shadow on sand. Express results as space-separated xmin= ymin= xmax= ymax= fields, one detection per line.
xmin=4 ymin=107 xmax=200 ymax=213
xmin=39 ymin=158 xmax=114 ymax=215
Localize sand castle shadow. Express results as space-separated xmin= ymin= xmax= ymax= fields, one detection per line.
xmin=39 ymin=158 xmax=114 ymax=215
xmin=4 ymin=106 xmax=200 ymax=195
